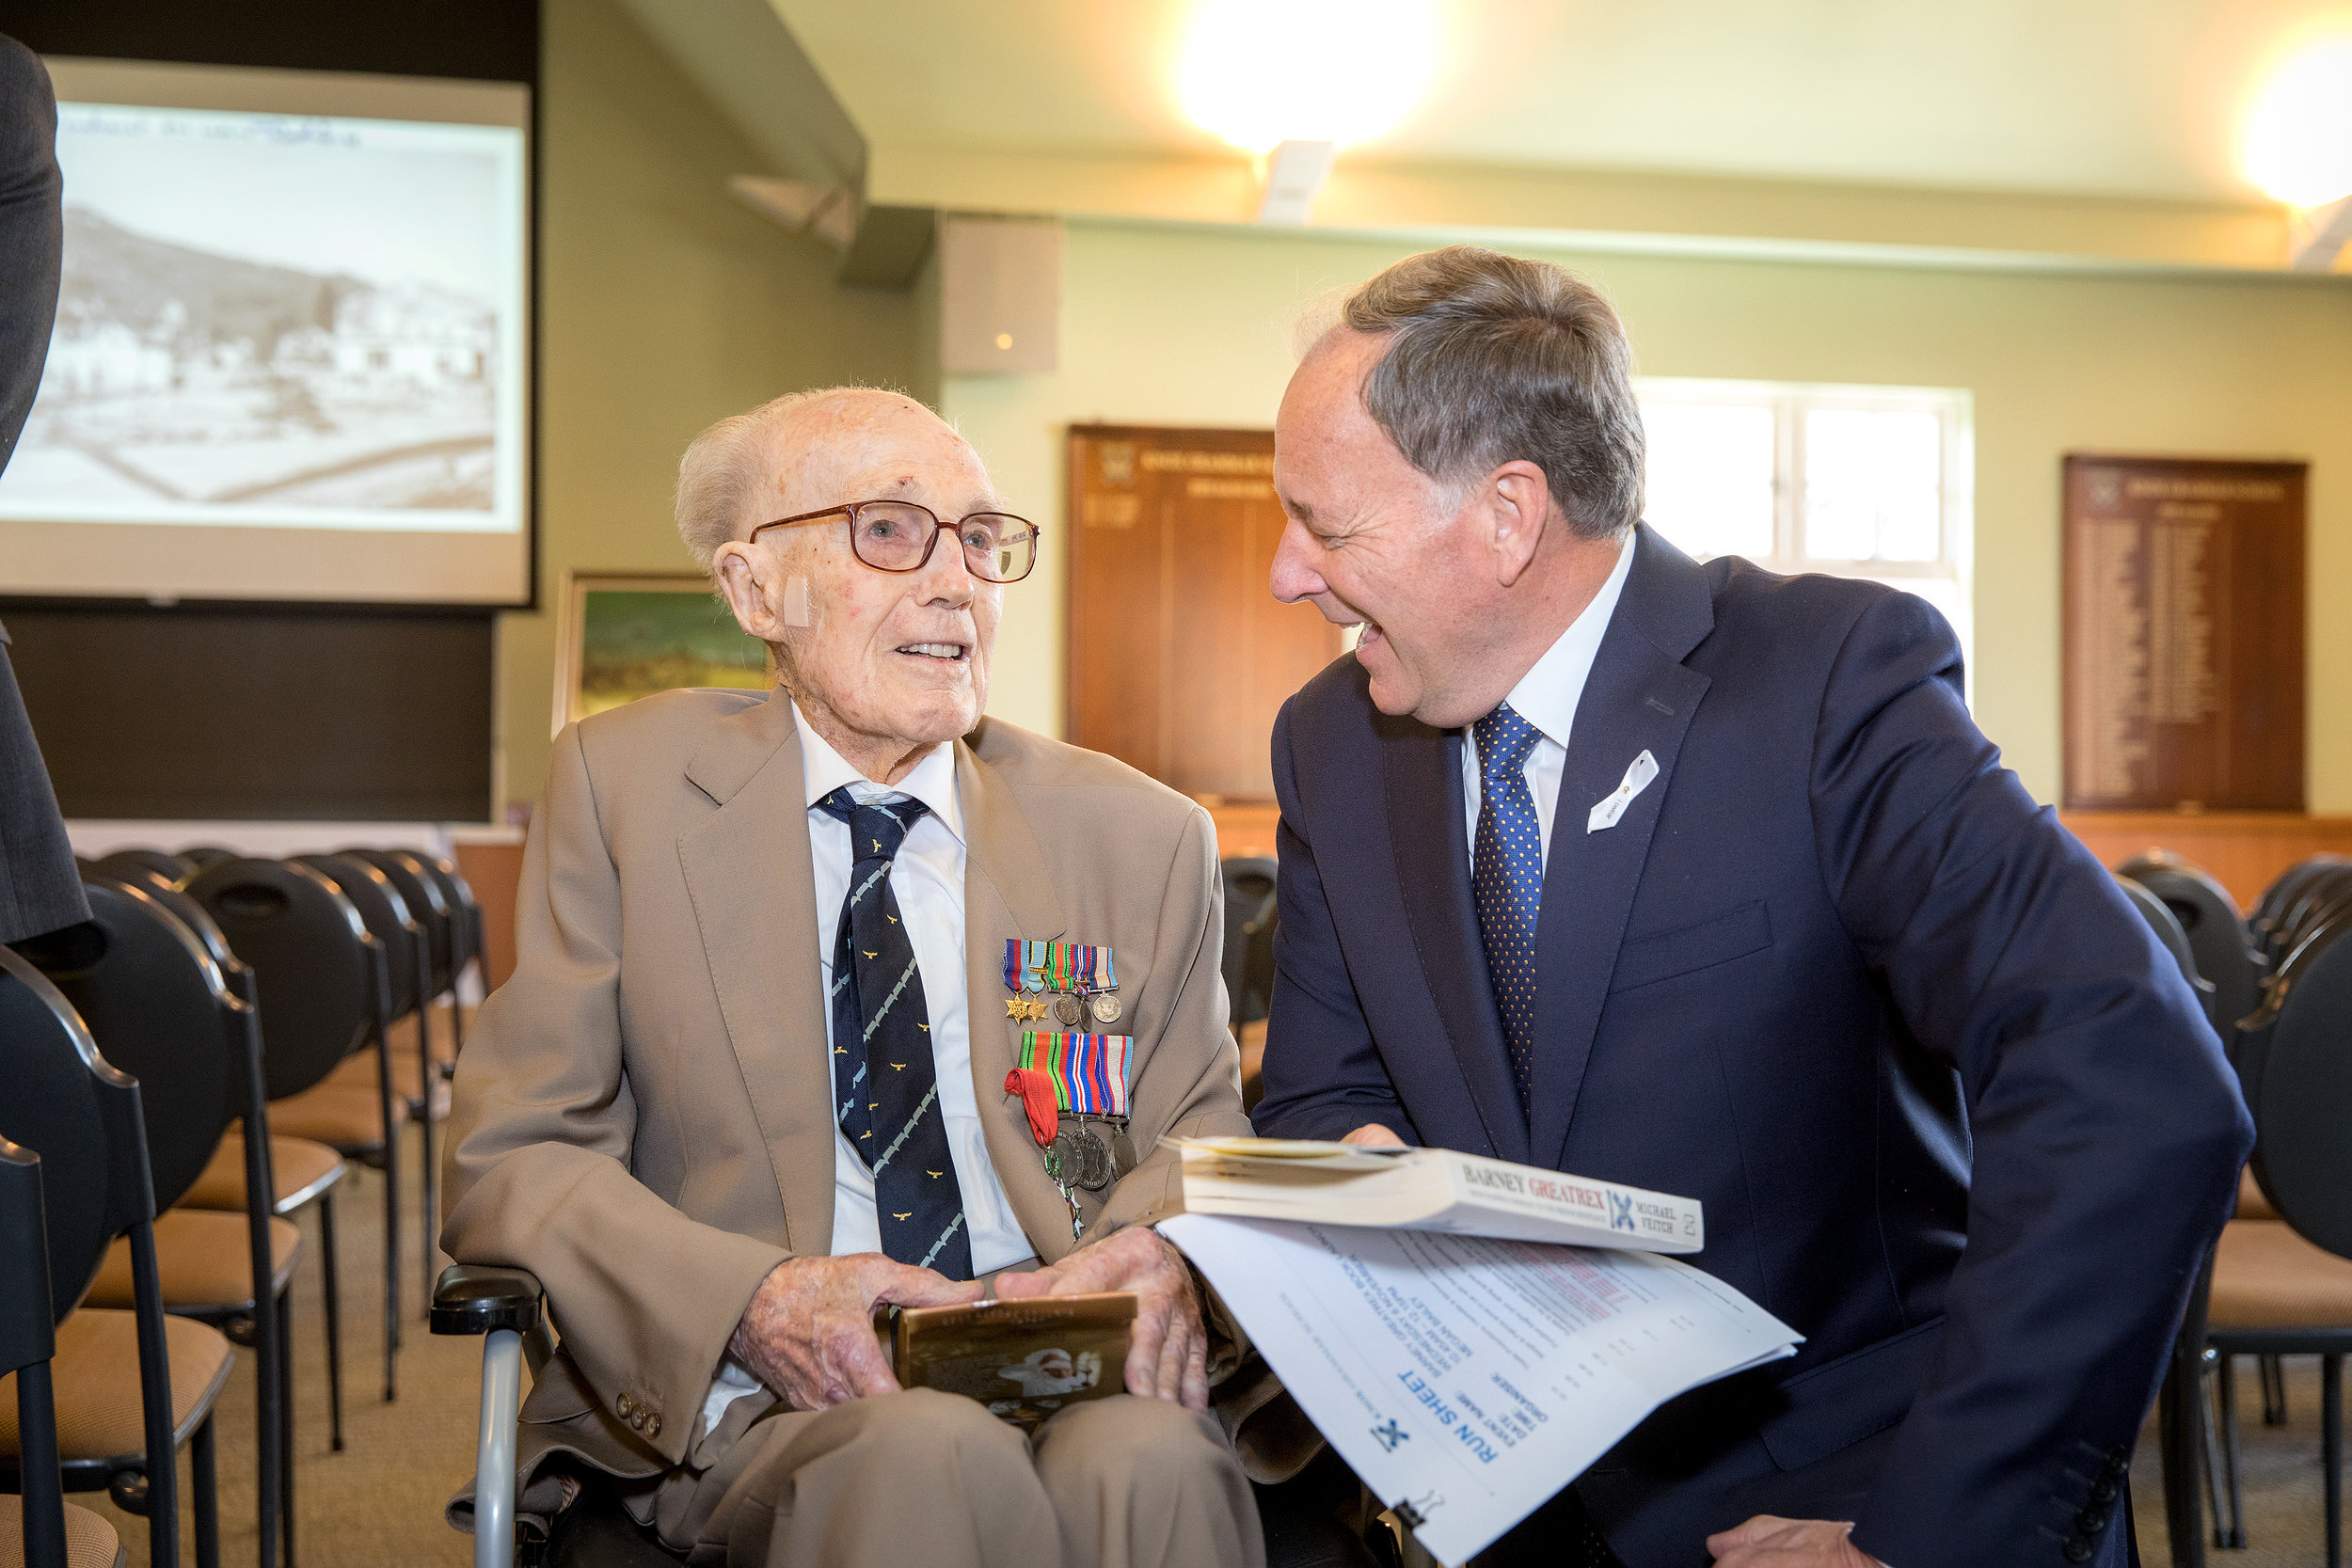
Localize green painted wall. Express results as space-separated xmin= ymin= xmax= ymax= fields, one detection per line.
xmin=945 ymin=220 xmax=2352 ymax=810
xmin=501 ymin=0 xmax=919 ymax=808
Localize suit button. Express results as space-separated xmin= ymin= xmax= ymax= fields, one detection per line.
xmin=2062 ymin=1536 xmax=2093 ymax=1563
xmin=615 ymin=1393 xmax=634 ymax=1418
xmin=628 ymin=1409 xmax=646 ymax=1432
xmin=2076 ymin=1509 xmax=2106 ymax=1534
xmin=644 ymin=1412 xmax=661 ymax=1438
xmin=2089 ymin=1480 xmax=2119 ymax=1505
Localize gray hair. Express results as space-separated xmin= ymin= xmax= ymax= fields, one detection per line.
xmin=1338 ymin=246 xmax=1644 ymax=541
xmin=673 ymin=388 xmax=842 ymax=570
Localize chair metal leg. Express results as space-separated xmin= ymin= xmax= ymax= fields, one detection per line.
xmin=2264 ymin=1353 xmax=2289 ymax=1425
xmin=2161 ymin=1350 xmax=2209 ymax=1568
xmin=419 ymin=1031 xmax=439 ymax=1323
xmin=2216 ymin=1352 xmax=2246 ymax=1547
xmin=2193 ymin=1352 xmax=2224 ymax=1552
xmin=279 ymin=1291 xmax=297 ymax=1568
xmin=2328 ymin=1354 xmax=2344 ymax=1568
xmin=192 ymin=1412 xmax=219 ymax=1568
xmin=320 ymin=1193 xmax=345 ymax=1451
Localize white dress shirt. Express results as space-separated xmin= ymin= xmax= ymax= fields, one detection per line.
xmin=702 ymin=701 xmax=1031 ymax=1438
xmin=1460 ymin=531 xmax=1637 ymax=864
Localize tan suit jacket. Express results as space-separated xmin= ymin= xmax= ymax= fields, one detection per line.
xmin=440 ymin=686 xmax=1252 ymax=1485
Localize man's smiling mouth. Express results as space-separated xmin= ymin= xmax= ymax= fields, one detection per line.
xmin=898 ymin=641 xmax=970 ymax=663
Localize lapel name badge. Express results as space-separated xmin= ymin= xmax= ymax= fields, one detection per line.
xmin=1587 ymin=748 xmax=1661 ymax=835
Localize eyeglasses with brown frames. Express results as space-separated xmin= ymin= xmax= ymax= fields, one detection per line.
xmin=748 ymin=500 xmax=1041 ymax=584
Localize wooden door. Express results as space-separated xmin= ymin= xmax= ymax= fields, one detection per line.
xmin=1066 ymin=426 xmax=1344 ymax=802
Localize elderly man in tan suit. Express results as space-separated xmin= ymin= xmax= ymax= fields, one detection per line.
xmin=441 ymin=388 xmax=1264 ymax=1568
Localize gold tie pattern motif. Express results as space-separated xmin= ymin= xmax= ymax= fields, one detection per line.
xmin=1471 ymin=703 xmax=1546 ymax=1105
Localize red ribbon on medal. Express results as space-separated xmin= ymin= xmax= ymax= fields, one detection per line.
xmin=1004 ymin=1069 xmax=1059 ymax=1148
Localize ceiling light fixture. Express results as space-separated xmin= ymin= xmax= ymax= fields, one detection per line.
xmin=2244 ymin=39 xmax=2352 ymax=209
xmin=1178 ymin=0 xmax=1437 ymax=157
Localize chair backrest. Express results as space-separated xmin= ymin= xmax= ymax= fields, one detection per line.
xmin=2246 ymin=929 xmax=2352 ymax=1259
xmin=1218 ymin=857 xmax=1279 ymax=1027
xmin=2118 ymin=855 xmax=2265 ymax=1042
xmin=344 ymin=847 xmax=458 ymax=998
xmin=2277 ymin=872 xmax=2352 ymax=965
xmin=185 ymin=856 xmax=378 ymax=1101
xmin=0 ymin=949 xmax=183 ymax=1564
xmin=19 ymin=879 xmax=246 ymax=1214
xmin=421 ymin=854 xmax=484 ymax=980
xmin=90 ymin=847 xmax=196 ymax=888
xmin=0 ymin=947 xmax=152 ymax=1320
xmin=297 ymin=853 xmax=424 ymax=1019
xmin=2253 ymin=855 xmax=2352 ymax=954
xmin=2117 ymin=877 xmax=2216 ymax=1027
xmin=179 ymin=846 xmax=237 ymax=868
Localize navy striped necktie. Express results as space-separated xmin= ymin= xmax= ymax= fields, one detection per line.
xmin=1471 ymin=704 xmax=1546 ymax=1105
xmin=817 ymin=787 xmax=972 ymax=1279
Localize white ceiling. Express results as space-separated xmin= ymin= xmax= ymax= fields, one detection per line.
xmin=770 ymin=0 xmax=2352 ymax=204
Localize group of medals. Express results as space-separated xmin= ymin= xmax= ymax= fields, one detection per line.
xmin=1002 ymin=939 xmax=1136 ymax=1238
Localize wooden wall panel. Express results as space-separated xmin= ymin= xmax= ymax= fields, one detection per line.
xmin=1067 ymin=426 xmax=1342 ymax=802
xmin=2060 ymin=811 xmax=2352 ymax=911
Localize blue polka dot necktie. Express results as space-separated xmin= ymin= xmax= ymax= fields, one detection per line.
xmin=818 ymin=787 xmax=973 ymax=1279
xmin=1471 ymin=704 xmax=1546 ymax=1105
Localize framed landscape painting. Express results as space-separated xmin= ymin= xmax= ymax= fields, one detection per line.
xmin=552 ymin=571 xmax=771 ymax=735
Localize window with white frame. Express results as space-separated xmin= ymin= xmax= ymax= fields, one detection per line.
xmin=1634 ymin=379 xmax=1975 ymax=680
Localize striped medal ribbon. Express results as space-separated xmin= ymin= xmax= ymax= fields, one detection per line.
xmin=1002 ymin=939 xmax=1119 ymax=995
xmin=1017 ymin=1030 xmax=1133 ymax=1117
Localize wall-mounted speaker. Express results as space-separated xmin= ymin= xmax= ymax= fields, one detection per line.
xmin=939 ymin=215 xmax=1061 ymax=376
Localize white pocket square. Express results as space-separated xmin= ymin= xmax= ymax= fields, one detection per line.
xmin=1587 ymin=749 xmax=1661 ymax=834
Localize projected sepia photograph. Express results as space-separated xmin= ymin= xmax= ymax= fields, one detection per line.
xmin=0 ymin=100 xmax=527 ymax=534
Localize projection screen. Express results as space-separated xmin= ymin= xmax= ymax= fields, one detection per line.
xmin=0 ymin=57 xmax=532 ymax=606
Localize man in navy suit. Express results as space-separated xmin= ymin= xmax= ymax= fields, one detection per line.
xmin=1252 ymin=245 xmax=2249 ymax=1568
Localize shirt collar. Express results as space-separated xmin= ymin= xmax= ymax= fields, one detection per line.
xmin=791 ymin=697 xmax=965 ymax=847
xmin=1496 ymin=529 xmax=1638 ymax=749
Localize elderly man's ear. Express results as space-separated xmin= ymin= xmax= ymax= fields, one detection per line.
xmin=1478 ymin=461 xmax=1555 ymax=589
xmin=713 ymin=541 xmax=811 ymax=642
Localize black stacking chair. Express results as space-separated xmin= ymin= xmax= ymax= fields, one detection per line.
xmin=0 ymin=945 xmax=230 ymax=1568
xmin=2118 ymin=854 xmax=2264 ymax=1051
xmin=34 ymin=879 xmax=296 ymax=1568
xmin=3 ymin=1134 xmax=128 ymax=1568
xmin=187 ymin=857 xmax=405 ymax=1402
xmin=2192 ymin=910 xmax=2352 ymax=1567
xmin=297 ymin=852 xmax=442 ymax=1319
xmin=344 ymin=847 xmax=478 ymax=1068
xmin=163 ymin=882 xmax=353 ymax=1455
xmin=1219 ymin=857 xmax=1279 ymax=1028
xmin=89 ymin=850 xmax=194 ymax=890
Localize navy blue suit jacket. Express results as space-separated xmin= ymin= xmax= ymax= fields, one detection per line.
xmin=1254 ymin=525 xmax=2250 ymax=1568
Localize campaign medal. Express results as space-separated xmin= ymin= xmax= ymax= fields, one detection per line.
xmin=1006 ymin=940 xmax=1122 ymax=1036
xmin=1018 ymin=1029 xmax=1134 ymax=1195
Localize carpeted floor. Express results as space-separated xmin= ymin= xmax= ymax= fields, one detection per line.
xmin=70 ymin=1124 xmax=2352 ymax=1566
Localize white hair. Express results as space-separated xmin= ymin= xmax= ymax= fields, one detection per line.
xmin=673 ymin=387 xmax=885 ymax=570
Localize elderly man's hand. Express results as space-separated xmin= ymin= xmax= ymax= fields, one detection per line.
xmin=992 ymin=1226 xmax=1209 ymax=1410
xmin=1341 ymin=1123 xmax=1406 ymax=1148
xmin=1706 ymin=1516 xmax=1885 ymax=1566
xmin=727 ymin=1255 xmax=981 ymax=1412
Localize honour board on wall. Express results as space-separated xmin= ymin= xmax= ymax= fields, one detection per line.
xmin=2061 ymin=455 xmax=2305 ymax=812
xmin=1067 ymin=427 xmax=1345 ymax=802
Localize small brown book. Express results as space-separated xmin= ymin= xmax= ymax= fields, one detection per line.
xmin=891 ymin=1291 xmax=1138 ymax=1430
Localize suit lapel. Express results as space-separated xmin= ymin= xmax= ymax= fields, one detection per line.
xmin=1527 ymin=528 xmax=1716 ymax=1167
xmin=1382 ymin=715 xmax=1531 ymax=1164
xmin=675 ymin=689 xmax=838 ymax=1257
xmin=956 ymin=735 xmax=1081 ymax=1259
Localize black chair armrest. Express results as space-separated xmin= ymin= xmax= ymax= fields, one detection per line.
xmin=433 ymin=1263 xmax=544 ymax=1338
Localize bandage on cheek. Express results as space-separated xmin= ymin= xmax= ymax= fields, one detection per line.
xmin=782 ymin=576 xmax=811 ymax=627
